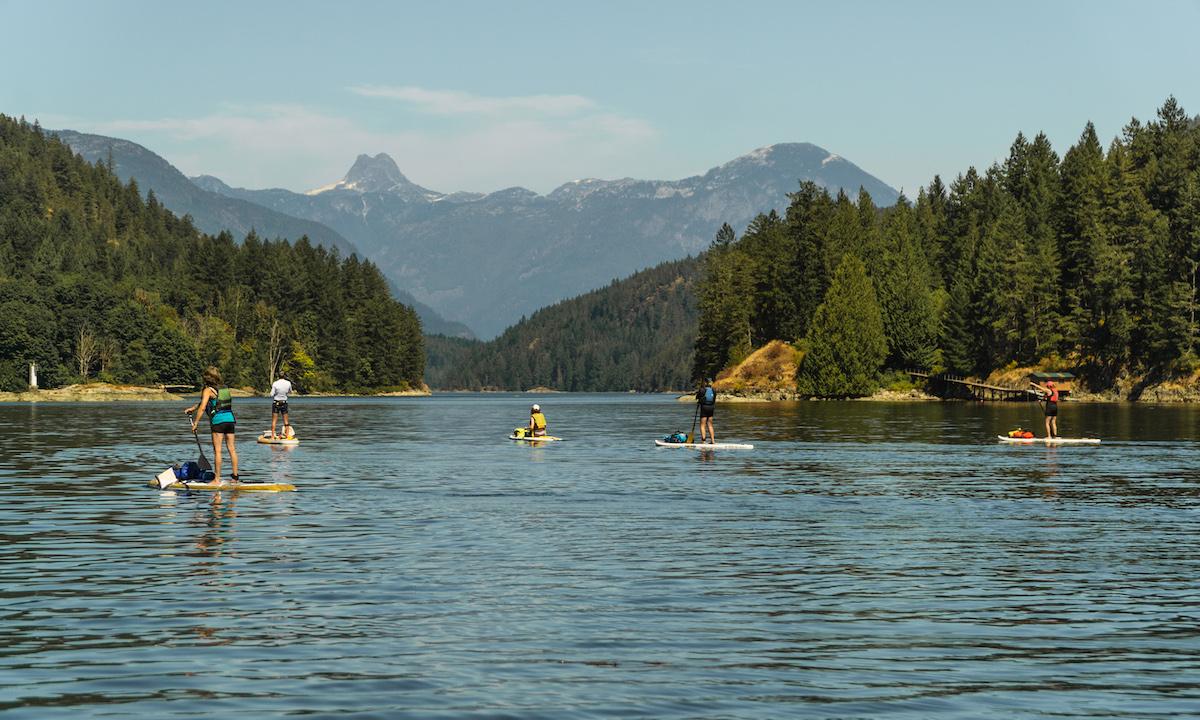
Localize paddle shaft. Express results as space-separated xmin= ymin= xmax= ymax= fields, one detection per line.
xmin=686 ymin=400 xmax=700 ymax=443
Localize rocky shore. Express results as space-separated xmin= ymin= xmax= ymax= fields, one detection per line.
xmin=0 ymin=383 xmax=187 ymax=402
xmin=676 ymin=344 xmax=1200 ymax=403
xmin=1 ymin=382 xmax=433 ymax=402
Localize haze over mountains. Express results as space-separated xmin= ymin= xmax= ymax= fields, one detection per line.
xmin=54 ymin=130 xmax=474 ymax=338
xmin=54 ymin=130 xmax=360 ymax=258
xmin=55 ymin=129 xmax=899 ymax=339
xmin=195 ymin=144 xmax=899 ymax=338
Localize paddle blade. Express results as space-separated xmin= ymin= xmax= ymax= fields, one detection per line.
xmin=685 ymin=432 xmax=693 ymax=443
xmin=191 ymin=430 xmax=213 ymax=471
xmin=155 ymin=468 xmax=178 ymax=489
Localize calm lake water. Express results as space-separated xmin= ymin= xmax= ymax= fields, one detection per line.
xmin=2 ymin=394 xmax=1199 ymax=719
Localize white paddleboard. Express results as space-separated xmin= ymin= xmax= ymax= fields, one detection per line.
xmin=655 ymin=439 xmax=753 ymax=450
xmin=997 ymin=435 xmax=1100 ymax=445
xmin=257 ymin=435 xmax=300 ymax=445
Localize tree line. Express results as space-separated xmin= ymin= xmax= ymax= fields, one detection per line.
xmin=0 ymin=114 xmax=424 ymax=393
xmin=439 ymin=258 xmax=699 ymax=392
xmin=695 ymin=98 xmax=1200 ymax=395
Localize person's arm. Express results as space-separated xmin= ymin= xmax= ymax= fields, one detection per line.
xmin=189 ymin=388 xmax=213 ymax=432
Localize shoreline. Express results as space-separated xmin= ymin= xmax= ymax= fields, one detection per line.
xmin=0 ymin=383 xmax=433 ymax=402
xmin=0 ymin=384 xmax=186 ymax=402
xmin=679 ymin=386 xmax=1200 ymax=403
xmin=7 ymin=383 xmax=1199 ymax=404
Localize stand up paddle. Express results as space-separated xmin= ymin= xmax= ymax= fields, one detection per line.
xmin=685 ymin=401 xmax=700 ymax=444
xmin=189 ymin=417 xmax=213 ymax=472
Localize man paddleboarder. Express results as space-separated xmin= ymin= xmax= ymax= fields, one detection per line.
xmin=270 ymin=372 xmax=293 ymax=440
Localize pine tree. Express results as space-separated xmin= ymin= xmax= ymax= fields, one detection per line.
xmin=785 ymin=181 xmax=834 ymax=340
xmin=878 ymin=197 xmax=938 ymax=370
xmin=797 ymin=254 xmax=887 ymax=397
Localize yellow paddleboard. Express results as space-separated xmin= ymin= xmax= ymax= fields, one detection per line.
xmin=149 ymin=478 xmax=296 ymax=492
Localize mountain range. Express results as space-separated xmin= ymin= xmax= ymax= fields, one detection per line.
xmin=54 ymin=129 xmax=899 ymax=339
xmin=52 ymin=130 xmax=474 ymax=338
xmin=193 ymin=144 xmax=899 ymax=338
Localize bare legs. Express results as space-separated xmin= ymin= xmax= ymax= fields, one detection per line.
xmin=1045 ymin=415 xmax=1058 ymax=439
xmin=700 ymin=416 xmax=714 ymax=444
xmin=209 ymin=432 xmax=239 ymax=484
xmin=271 ymin=411 xmax=289 ymax=439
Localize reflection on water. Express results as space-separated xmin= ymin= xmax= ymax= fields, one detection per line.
xmin=194 ymin=492 xmax=239 ymax=558
xmin=1 ymin=395 xmax=1199 ymax=718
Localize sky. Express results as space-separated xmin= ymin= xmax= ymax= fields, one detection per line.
xmin=3 ymin=0 xmax=1199 ymax=198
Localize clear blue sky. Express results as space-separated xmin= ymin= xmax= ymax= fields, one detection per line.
xmin=3 ymin=0 xmax=1198 ymax=198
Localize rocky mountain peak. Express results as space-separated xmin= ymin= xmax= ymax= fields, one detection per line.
xmin=308 ymin=153 xmax=443 ymax=202
xmin=342 ymin=153 xmax=411 ymax=193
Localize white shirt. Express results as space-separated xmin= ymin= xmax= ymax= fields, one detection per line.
xmin=271 ymin=378 xmax=293 ymax=402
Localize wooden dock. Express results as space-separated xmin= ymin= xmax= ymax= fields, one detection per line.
xmin=907 ymin=372 xmax=1035 ymax=402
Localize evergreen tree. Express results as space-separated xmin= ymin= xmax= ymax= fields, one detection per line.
xmin=785 ymin=181 xmax=834 ymax=340
xmin=796 ymin=254 xmax=887 ymax=396
xmin=878 ymin=197 xmax=938 ymax=370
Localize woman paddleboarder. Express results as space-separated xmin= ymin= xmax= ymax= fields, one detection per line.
xmin=185 ymin=366 xmax=239 ymax=485
xmin=1029 ymin=379 xmax=1059 ymax=439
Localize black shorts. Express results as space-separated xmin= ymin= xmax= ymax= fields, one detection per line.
xmin=1043 ymin=401 xmax=1058 ymax=417
xmin=699 ymin=404 xmax=715 ymax=418
xmin=272 ymin=400 xmax=289 ymax=415
xmin=210 ymin=422 xmax=236 ymax=435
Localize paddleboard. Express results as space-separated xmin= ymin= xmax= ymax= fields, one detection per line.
xmin=509 ymin=434 xmax=566 ymax=442
xmin=655 ymin=439 xmax=753 ymax=450
xmin=150 ymin=478 xmax=296 ymax=492
xmin=997 ymin=435 xmax=1100 ymax=445
xmin=257 ymin=435 xmax=299 ymax=445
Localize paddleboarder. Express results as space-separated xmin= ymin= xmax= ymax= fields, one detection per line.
xmin=185 ymin=366 xmax=239 ymax=485
xmin=526 ymin=404 xmax=548 ymax=437
xmin=269 ymin=372 xmax=293 ymax=440
xmin=1029 ymin=379 xmax=1059 ymax=439
xmin=696 ymin=378 xmax=716 ymax=444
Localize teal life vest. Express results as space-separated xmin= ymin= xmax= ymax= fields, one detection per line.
xmin=206 ymin=385 xmax=233 ymax=422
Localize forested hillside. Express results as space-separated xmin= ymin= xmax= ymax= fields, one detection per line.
xmin=439 ymin=257 xmax=699 ymax=391
xmin=0 ymin=115 xmax=424 ymax=393
xmin=696 ymin=98 xmax=1200 ymax=396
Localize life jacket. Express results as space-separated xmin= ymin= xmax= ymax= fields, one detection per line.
xmin=702 ymin=386 xmax=715 ymax=405
xmin=1046 ymin=388 xmax=1059 ymax=402
xmin=206 ymin=385 xmax=232 ymax=417
xmin=531 ymin=412 xmax=546 ymax=429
